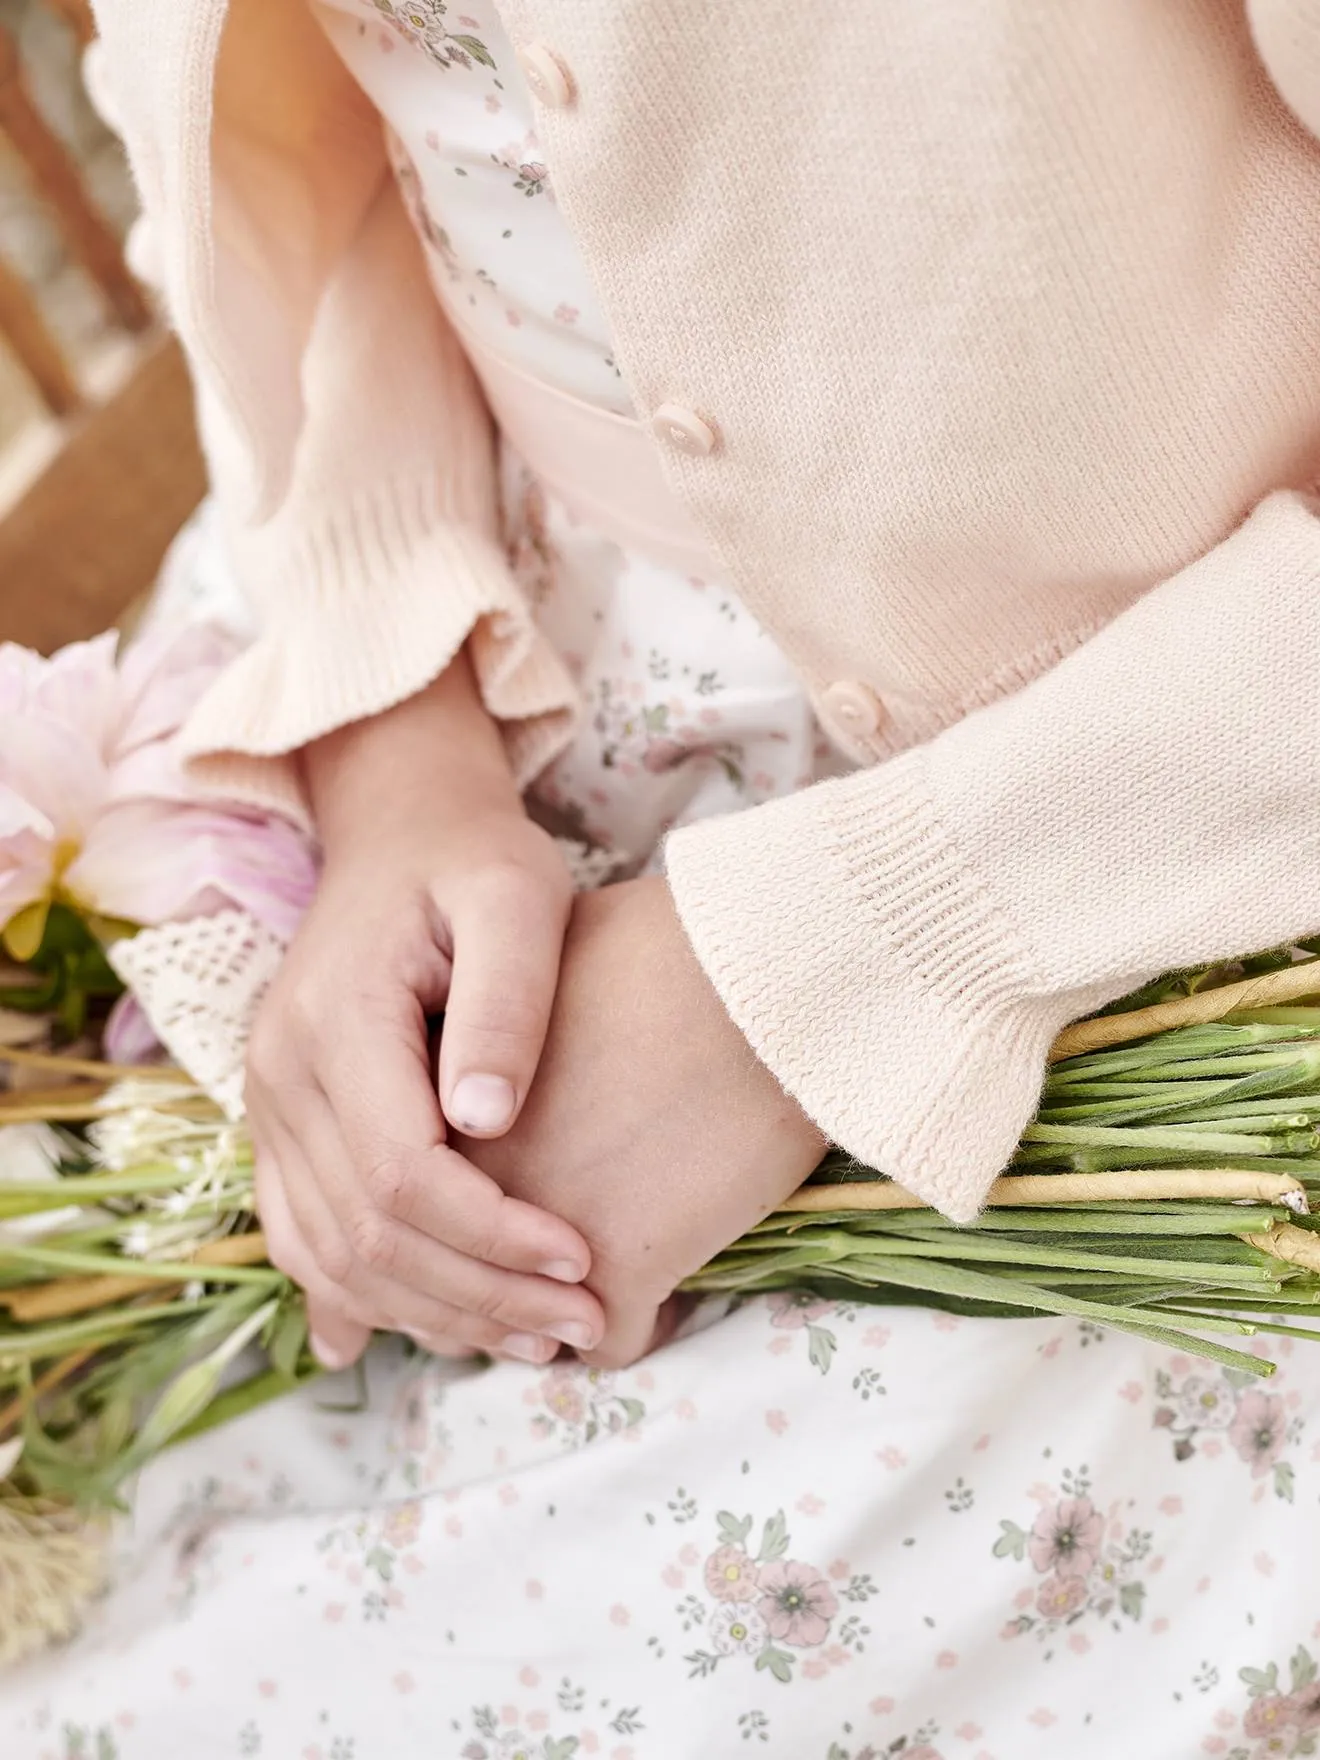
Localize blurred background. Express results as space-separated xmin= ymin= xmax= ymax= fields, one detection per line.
xmin=0 ymin=0 xmax=205 ymax=655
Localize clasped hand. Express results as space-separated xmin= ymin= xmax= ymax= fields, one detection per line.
xmin=247 ymin=663 xmax=823 ymax=1371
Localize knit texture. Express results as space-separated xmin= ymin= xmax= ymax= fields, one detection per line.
xmin=93 ymin=0 xmax=1320 ymax=1215
xmin=668 ymin=493 xmax=1320 ymax=1212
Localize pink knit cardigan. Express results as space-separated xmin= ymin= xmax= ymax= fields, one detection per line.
xmin=90 ymin=0 xmax=1320 ymax=1219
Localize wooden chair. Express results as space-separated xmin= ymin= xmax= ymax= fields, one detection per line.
xmin=0 ymin=0 xmax=206 ymax=654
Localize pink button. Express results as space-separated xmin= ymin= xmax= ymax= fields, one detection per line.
xmin=822 ymin=679 xmax=886 ymax=739
xmin=650 ymin=402 xmax=720 ymax=458
xmin=517 ymin=43 xmax=575 ymax=109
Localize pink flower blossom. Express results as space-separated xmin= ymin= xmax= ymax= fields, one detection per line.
xmin=704 ymin=1546 xmax=760 ymax=1603
xmin=757 ymin=1559 xmax=839 ymax=1648
xmin=1028 ymin=1497 xmax=1104 ymax=1580
xmin=0 ymin=626 xmax=317 ymax=955
xmin=1243 ymin=1693 xmax=1300 ymax=1739
xmin=1286 ymin=1681 xmax=1320 ymax=1732
xmin=102 ymin=992 xmax=162 ymax=1063
xmin=1230 ymin=1392 xmax=1288 ymax=1478
xmin=540 ymin=1370 xmax=587 ymax=1425
xmin=1036 ymin=1574 xmax=1088 ymax=1619
xmin=381 ymin=1502 xmax=422 ymax=1549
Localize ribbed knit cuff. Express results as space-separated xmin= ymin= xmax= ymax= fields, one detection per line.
xmin=665 ymin=749 xmax=1081 ymax=1221
xmin=181 ymin=480 xmax=579 ymax=815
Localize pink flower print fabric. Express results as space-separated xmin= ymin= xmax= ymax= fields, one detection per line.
xmin=312 ymin=1 xmax=844 ymax=862
xmin=7 ymin=1300 xmax=1320 ymax=1757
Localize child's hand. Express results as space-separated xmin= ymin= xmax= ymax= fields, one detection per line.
xmin=246 ymin=659 xmax=606 ymax=1370
xmin=452 ymin=876 xmax=828 ymax=1367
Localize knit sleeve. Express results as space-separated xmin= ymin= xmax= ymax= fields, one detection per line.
xmin=665 ymin=491 xmax=1320 ymax=1222
xmin=88 ymin=0 xmax=578 ymax=825
xmin=179 ymin=171 xmax=577 ymax=825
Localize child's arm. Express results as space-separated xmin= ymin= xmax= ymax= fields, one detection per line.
xmin=665 ymin=490 xmax=1320 ymax=1225
xmin=248 ymin=647 xmax=605 ymax=1371
xmin=90 ymin=2 xmax=592 ymax=1361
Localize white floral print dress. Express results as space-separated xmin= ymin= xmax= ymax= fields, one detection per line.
xmin=10 ymin=5 xmax=1320 ymax=1758
xmin=311 ymin=0 xmax=841 ymax=870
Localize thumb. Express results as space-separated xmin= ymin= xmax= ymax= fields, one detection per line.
xmin=438 ymin=868 xmax=570 ymax=1138
xmin=581 ymin=1293 xmax=682 ymax=1371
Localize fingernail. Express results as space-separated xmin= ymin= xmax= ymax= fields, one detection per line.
xmin=450 ymin=1074 xmax=517 ymax=1133
xmin=540 ymin=1259 xmax=586 ymax=1284
xmin=543 ymin=1319 xmax=598 ymax=1351
xmin=310 ymin=1331 xmax=351 ymax=1371
xmin=502 ymin=1332 xmax=557 ymax=1364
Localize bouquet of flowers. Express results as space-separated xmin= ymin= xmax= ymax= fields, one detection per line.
xmin=4 ymin=626 xmax=1320 ymax=1664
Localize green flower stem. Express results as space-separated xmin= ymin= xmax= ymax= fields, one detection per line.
xmin=169 ymin=1364 xmax=321 ymax=1449
xmin=751 ymin=1252 xmax=1275 ymax=1375
xmin=1021 ymin=1122 xmax=1310 ymax=1155
xmin=0 ymin=1296 xmax=225 ymax=1362
xmin=1049 ymin=1038 xmax=1320 ymax=1083
xmin=876 ymin=1231 xmax=1277 ymax=1283
xmin=786 ymin=1204 xmax=1291 ymax=1236
xmin=0 ymin=1240 xmax=280 ymax=1286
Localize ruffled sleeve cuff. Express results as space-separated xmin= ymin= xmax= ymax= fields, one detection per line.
xmin=181 ymin=476 xmax=579 ymax=829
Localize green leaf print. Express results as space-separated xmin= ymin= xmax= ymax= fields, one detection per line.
xmin=544 ymin=1741 xmax=580 ymax=1760
xmin=993 ymin=1519 xmax=1028 ymax=1561
xmin=717 ymin=1511 xmax=755 ymax=1548
xmin=451 ymin=33 xmax=496 ymax=67
xmin=365 ymin=1545 xmax=394 ymax=1581
xmin=755 ymin=1645 xmax=795 ymax=1684
xmin=619 ymin=1397 xmax=646 ymax=1427
xmin=474 ymin=1705 xmax=500 ymax=1737
xmin=1274 ymin=1459 xmax=1296 ymax=1503
xmin=1119 ymin=1580 xmax=1145 ymax=1621
xmin=807 ymin=1325 xmax=837 ymax=1375
xmin=59 ymin=1732 xmax=118 ymax=1760
xmin=685 ymin=1649 xmax=721 ymax=1678
xmin=1242 ymin=1664 xmax=1281 ymax=1695
xmin=1292 ymin=1646 xmax=1319 ymax=1691
xmin=758 ymin=1510 xmax=790 ymax=1562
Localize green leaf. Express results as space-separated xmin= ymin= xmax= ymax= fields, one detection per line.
xmin=807 ymin=1325 xmax=837 ymax=1374
xmin=1119 ymin=1580 xmax=1145 ymax=1620
xmin=1291 ymin=1646 xmax=1318 ymax=1691
xmin=1241 ymin=1664 xmax=1280 ymax=1695
xmin=544 ymin=1741 xmax=579 ymax=1760
xmin=450 ymin=33 xmax=496 ymax=67
xmin=268 ymin=1301 xmax=309 ymax=1381
xmin=0 ymin=968 xmax=62 ymax=1012
xmin=170 ymin=1366 xmax=315 ymax=1449
xmin=758 ymin=1509 xmax=789 ymax=1562
xmin=131 ymin=1296 xmax=279 ymax=1461
xmin=618 ymin=1397 xmax=646 ymax=1428
xmin=717 ymin=1511 xmax=753 ymax=1548
xmin=993 ymin=1520 xmax=1027 ymax=1561
xmin=754 ymin=1645 xmax=794 ymax=1683
xmin=684 ymin=1649 xmax=721 ymax=1679
xmin=1275 ymin=1460 xmax=1296 ymax=1503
